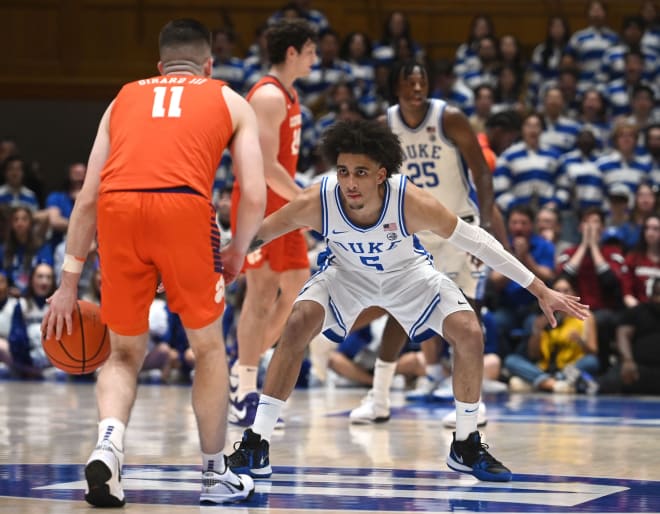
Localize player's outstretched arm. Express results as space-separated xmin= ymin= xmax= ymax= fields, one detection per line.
xmin=403 ymin=180 xmax=589 ymax=327
xmin=248 ymin=184 xmax=322 ymax=253
xmin=43 ymin=101 xmax=114 ymax=340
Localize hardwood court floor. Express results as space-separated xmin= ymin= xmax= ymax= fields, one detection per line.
xmin=1 ymin=379 xmax=659 ymax=513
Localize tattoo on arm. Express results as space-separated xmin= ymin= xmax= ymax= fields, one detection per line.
xmin=248 ymin=237 xmax=264 ymax=253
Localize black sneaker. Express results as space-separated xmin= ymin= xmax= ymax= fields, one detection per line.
xmin=227 ymin=429 xmax=272 ymax=478
xmin=447 ymin=431 xmax=512 ymax=482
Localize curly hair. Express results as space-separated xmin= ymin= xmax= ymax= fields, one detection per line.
xmin=266 ymin=19 xmax=317 ymax=65
xmin=320 ymin=120 xmax=404 ymax=177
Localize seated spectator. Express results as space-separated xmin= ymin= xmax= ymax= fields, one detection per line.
xmin=462 ymin=35 xmax=500 ymax=90
xmin=243 ymin=23 xmax=270 ymax=91
xmin=604 ymin=183 xmax=639 ymax=251
xmin=45 ymin=162 xmax=86 ymax=248
xmin=340 ymin=31 xmax=378 ymax=117
xmin=600 ymin=15 xmax=658 ymax=84
xmin=605 ymin=50 xmax=649 ymax=118
xmin=627 ymin=86 xmax=660 ymax=153
xmin=506 ymin=277 xmax=599 ymax=393
xmin=81 ymin=267 xmax=102 ymax=305
xmin=489 ymin=205 xmax=556 ymax=357
xmin=0 ymin=272 xmax=21 ymax=372
xmin=0 ymin=206 xmax=53 ymax=296
xmin=640 ymin=0 xmax=660 ymax=55
xmin=622 ymin=213 xmax=660 ymax=308
xmin=536 ymin=205 xmax=572 ymax=257
xmin=6 ymin=263 xmax=56 ymax=378
xmin=557 ymin=207 xmax=626 ymax=370
xmin=492 ymin=65 xmax=525 ymax=115
xmin=54 ymin=237 xmax=98 ymax=298
xmin=494 ymin=112 xmax=561 ymax=214
xmin=598 ymin=278 xmax=660 ymax=394
xmin=0 ymin=156 xmax=41 ymax=214
xmin=214 ymin=184 xmax=233 ymax=247
xmin=555 ymin=66 xmax=581 ymax=118
xmin=140 ymin=295 xmax=180 ymax=383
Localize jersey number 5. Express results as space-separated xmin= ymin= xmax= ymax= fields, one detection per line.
xmin=152 ymin=86 xmax=184 ymax=118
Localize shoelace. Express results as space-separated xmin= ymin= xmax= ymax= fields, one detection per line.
xmin=227 ymin=441 xmax=251 ymax=467
xmin=475 ymin=441 xmax=504 ymax=466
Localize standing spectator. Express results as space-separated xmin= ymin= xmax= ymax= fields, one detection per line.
xmin=564 ymin=0 xmax=620 ymax=93
xmin=469 ymin=84 xmax=495 ymax=134
xmin=492 ymin=65 xmax=525 ymax=115
xmin=429 ymin=59 xmax=475 ymax=116
xmin=267 ymin=0 xmax=329 ymax=34
xmin=645 ymin=123 xmax=660 ymax=187
xmin=600 ymin=16 xmax=658 ymax=84
xmin=243 ymin=24 xmax=270 ymax=91
xmin=640 ymin=0 xmax=660 ymax=55
xmin=210 ymin=27 xmax=246 ymax=93
xmin=463 ymin=36 xmax=500 ymax=90
xmin=0 ymin=156 xmax=40 ymax=212
xmin=540 ymin=86 xmax=582 ymax=154
xmin=578 ymin=89 xmax=611 ymax=151
xmin=45 ymin=162 xmax=86 ymax=248
xmin=622 ymin=213 xmax=660 ymax=307
xmin=603 ymin=183 xmax=639 ymax=251
xmin=454 ymin=15 xmax=495 ymax=80
xmin=372 ymin=11 xmax=424 ymax=66
xmin=557 ymin=207 xmax=626 ymax=370
xmin=0 ymin=206 xmax=53 ymax=296
xmin=606 ymin=50 xmax=648 ymax=117
xmin=494 ymin=112 xmax=561 ymax=214
xmin=599 ymin=277 xmax=660 ymax=394
xmin=498 ymin=34 xmax=525 ymax=81
xmin=627 ymin=86 xmax=660 ymax=152
xmin=597 ymin=119 xmax=651 ymax=195
xmin=556 ymin=67 xmax=581 ymax=118
xmin=528 ymin=16 xmax=571 ymax=110
xmin=340 ymin=31 xmax=378 ymax=117
xmin=296 ymin=28 xmax=353 ymax=112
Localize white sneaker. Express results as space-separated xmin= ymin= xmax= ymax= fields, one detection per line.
xmin=509 ymin=376 xmax=533 ymax=393
xmin=84 ymin=441 xmax=125 ymax=507
xmin=482 ymin=378 xmax=508 ymax=393
xmin=431 ymin=378 xmax=454 ymax=401
xmin=441 ymin=402 xmax=488 ymax=429
xmin=405 ymin=375 xmax=437 ymax=401
xmin=349 ymin=390 xmax=390 ymax=424
xmin=200 ymin=462 xmax=255 ymax=504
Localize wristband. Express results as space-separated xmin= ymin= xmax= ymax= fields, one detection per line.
xmin=62 ymin=254 xmax=85 ymax=274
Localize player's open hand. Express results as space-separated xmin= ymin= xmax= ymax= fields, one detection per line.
xmin=535 ymin=284 xmax=590 ymax=328
xmin=42 ymin=286 xmax=78 ymax=341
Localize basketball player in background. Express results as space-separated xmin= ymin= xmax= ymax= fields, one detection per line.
xmin=227 ymin=119 xmax=589 ymax=482
xmin=42 ymin=19 xmax=266 ymax=506
xmin=229 ymin=19 xmax=317 ymax=427
xmin=349 ymin=60 xmax=511 ymax=425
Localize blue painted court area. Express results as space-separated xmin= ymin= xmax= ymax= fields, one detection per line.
xmin=2 ymin=463 xmax=659 ymax=512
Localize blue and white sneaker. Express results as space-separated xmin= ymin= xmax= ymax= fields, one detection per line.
xmin=200 ymin=456 xmax=255 ymax=504
xmin=227 ymin=429 xmax=272 ymax=478
xmin=447 ymin=431 xmax=512 ymax=482
xmin=229 ymin=392 xmax=259 ymax=427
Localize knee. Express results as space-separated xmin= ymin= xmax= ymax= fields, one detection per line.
xmin=451 ymin=320 xmax=484 ymax=355
xmin=280 ymin=306 xmax=320 ymax=354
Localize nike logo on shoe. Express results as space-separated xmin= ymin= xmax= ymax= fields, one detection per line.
xmin=454 ymin=453 xmax=464 ymax=464
xmin=232 ymin=405 xmax=248 ymax=419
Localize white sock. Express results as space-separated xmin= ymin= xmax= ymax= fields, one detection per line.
xmin=202 ymin=451 xmax=226 ymax=473
xmin=252 ymin=394 xmax=285 ymax=442
xmin=426 ymin=363 xmax=445 ymax=381
xmin=237 ymin=365 xmax=258 ymax=398
xmin=372 ymin=358 xmax=396 ymax=405
xmin=454 ymin=400 xmax=479 ymax=441
xmin=97 ymin=418 xmax=125 ymax=451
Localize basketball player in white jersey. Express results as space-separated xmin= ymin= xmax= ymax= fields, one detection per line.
xmin=349 ymin=60 xmax=508 ymax=425
xmin=226 ymin=119 xmax=588 ymax=483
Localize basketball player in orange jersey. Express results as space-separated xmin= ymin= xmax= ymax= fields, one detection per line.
xmin=229 ymin=19 xmax=317 ymax=426
xmin=42 ymin=19 xmax=266 ymax=507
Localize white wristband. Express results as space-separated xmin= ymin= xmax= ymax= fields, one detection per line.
xmin=62 ymin=254 xmax=85 ymax=274
xmin=448 ymin=218 xmax=535 ymax=288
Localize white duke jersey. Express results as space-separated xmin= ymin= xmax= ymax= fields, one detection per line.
xmin=317 ymin=174 xmax=432 ymax=273
xmin=387 ymin=99 xmax=479 ymax=220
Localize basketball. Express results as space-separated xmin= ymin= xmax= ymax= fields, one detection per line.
xmin=42 ymin=300 xmax=110 ymax=375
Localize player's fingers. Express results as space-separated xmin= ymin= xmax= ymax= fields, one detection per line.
xmin=41 ymin=312 xmax=52 ymax=340
xmin=55 ymin=315 xmax=64 ymax=341
xmin=65 ymin=313 xmax=74 ymax=336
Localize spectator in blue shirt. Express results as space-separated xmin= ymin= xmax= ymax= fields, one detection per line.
xmin=454 ymin=14 xmax=496 ymax=80
xmin=0 ymin=156 xmax=40 ymax=213
xmin=267 ymin=1 xmax=329 ymax=34
xmin=45 ymin=162 xmax=85 ymax=248
xmin=429 ymin=59 xmax=475 ymax=116
xmin=210 ymin=27 xmax=246 ymax=93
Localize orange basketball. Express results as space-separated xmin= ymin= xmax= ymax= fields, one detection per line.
xmin=42 ymin=300 xmax=110 ymax=375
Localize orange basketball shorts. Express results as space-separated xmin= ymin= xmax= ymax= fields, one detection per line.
xmin=97 ymin=191 xmax=225 ymax=335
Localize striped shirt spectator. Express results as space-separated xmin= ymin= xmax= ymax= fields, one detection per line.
xmin=540 ymin=87 xmax=582 ymax=154
xmin=210 ymin=28 xmax=246 ymax=92
xmin=267 ymin=2 xmax=329 ymax=34
xmin=555 ymin=131 xmax=604 ymax=212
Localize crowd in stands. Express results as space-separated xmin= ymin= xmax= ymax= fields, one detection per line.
xmin=1 ymin=0 xmax=660 ymax=397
